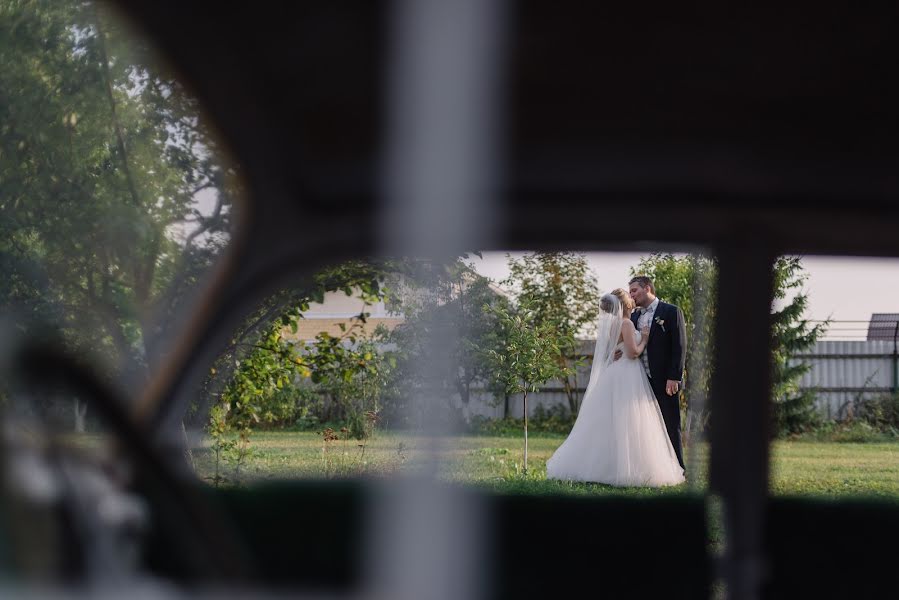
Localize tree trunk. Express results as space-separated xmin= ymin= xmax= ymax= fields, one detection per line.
xmin=73 ymin=398 xmax=87 ymax=433
xmin=503 ymin=393 xmax=510 ymax=419
xmin=563 ymin=378 xmax=578 ymax=415
xmin=560 ymin=354 xmax=579 ymax=415
xmin=522 ymin=390 xmax=528 ymax=473
xmin=182 ymin=420 xmax=196 ymax=471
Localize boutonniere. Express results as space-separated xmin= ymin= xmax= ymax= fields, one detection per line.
xmin=654 ymin=316 xmax=666 ymax=332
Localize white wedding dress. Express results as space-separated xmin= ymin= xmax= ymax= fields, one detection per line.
xmin=546 ymin=327 xmax=685 ymax=487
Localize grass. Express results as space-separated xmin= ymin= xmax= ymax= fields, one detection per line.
xmin=191 ymin=430 xmax=899 ymax=499
xmin=191 ymin=430 xmax=899 ymax=565
xmin=769 ymin=439 xmax=899 ymax=498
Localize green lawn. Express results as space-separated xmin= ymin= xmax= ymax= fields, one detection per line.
xmin=189 ymin=431 xmax=898 ymax=565
xmin=192 ymin=431 xmax=899 ymax=500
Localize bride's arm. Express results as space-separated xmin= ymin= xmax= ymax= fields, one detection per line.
xmin=621 ymin=320 xmax=649 ymax=359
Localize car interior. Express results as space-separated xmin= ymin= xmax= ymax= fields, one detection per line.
xmin=2 ymin=1 xmax=898 ymax=598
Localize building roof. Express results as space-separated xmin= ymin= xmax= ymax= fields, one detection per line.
xmin=867 ymin=314 xmax=899 ymax=341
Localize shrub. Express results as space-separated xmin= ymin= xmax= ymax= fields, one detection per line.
xmin=530 ymin=404 xmax=577 ymax=434
xmin=773 ymin=389 xmax=822 ymax=437
xmin=799 ymin=420 xmax=895 ymax=443
xmin=467 ymin=404 xmax=576 ymax=436
xmin=855 ymin=392 xmax=899 ymax=432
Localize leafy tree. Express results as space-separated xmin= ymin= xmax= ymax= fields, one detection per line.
xmin=212 ymin=321 xmax=307 ymax=479
xmin=486 ymin=300 xmax=568 ymax=473
xmin=0 ymin=0 xmax=233 ymax=406
xmin=629 ymin=253 xmax=717 ymax=435
xmin=201 ymin=254 xmax=490 ymax=454
xmin=441 ymin=263 xmax=508 ymax=409
xmin=202 ymin=257 xmax=482 ymax=452
xmin=304 ymin=325 xmax=396 ymax=439
xmin=502 ymin=252 xmax=599 ymax=415
xmin=387 ymin=260 xmax=508 ymax=420
xmin=198 ymin=260 xmax=398 ymax=464
xmin=195 ymin=260 xmax=391 ymax=428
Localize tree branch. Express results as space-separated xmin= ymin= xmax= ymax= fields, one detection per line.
xmin=182 ymin=191 xmax=224 ymax=251
xmin=94 ymin=7 xmax=141 ymax=210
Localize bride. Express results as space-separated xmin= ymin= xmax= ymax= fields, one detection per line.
xmin=546 ymin=288 xmax=685 ymax=487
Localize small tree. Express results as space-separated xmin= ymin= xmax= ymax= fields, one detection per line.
xmin=486 ymin=300 xmax=569 ymax=473
xmin=303 ymin=324 xmax=396 ymax=439
xmin=502 ymin=252 xmax=599 ymax=415
xmin=211 ymin=324 xmax=307 ymax=481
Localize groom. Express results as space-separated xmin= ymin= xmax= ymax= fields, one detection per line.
xmin=627 ymin=276 xmax=687 ymax=470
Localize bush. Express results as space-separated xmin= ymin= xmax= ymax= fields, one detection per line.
xmin=797 ymin=420 xmax=897 ymax=443
xmin=467 ymin=404 xmax=576 ymax=436
xmin=530 ymin=404 xmax=577 ymax=434
xmin=855 ymin=392 xmax=899 ymax=432
xmin=773 ymin=389 xmax=822 ymax=438
xmin=791 ymin=391 xmax=899 ymax=442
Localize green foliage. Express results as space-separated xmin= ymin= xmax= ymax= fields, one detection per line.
xmin=198 ymin=259 xmax=395 ymax=427
xmin=770 ymin=257 xmax=829 ymax=436
xmin=630 ymin=253 xmax=717 ymax=428
xmin=485 ymin=299 xmax=569 ymax=472
xmin=0 ymin=0 xmax=234 ymax=391
xmin=502 ymin=252 xmax=599 ymax=414
xmin=486 ymin=300 xmax=568 ymax=399
xmin=854 ymin=393 xmax=899 ymax=432
xmin=630 ymin=253 xmax=717 ymax=334
xmin=303 ymin=326 xmax=395 ymax=439
xmin=206 ymin=402 xmax=236 ymax=486
xmin=206 ymin=306 xmax=396 ymax=476
xmin=198 ymin=259 xmax=404 ymax=466
xmin=806 ymin=392 xmax=899 ymax=442
xmin=386 ymin=259 xmax=509 ymax=415
xmin=528 ymin=403 xmax=577 ymax=433
xmin=202 ymin=256 xmax=492 ymax=466
xmin=217 ymin=324 xmax=306 ymax=434
xmin=468 ymin=404 xmax=576 ymax=436
xmin=774 ymin=389 xmax=822 ymax=436
xmin=796 ymin=420 xmax=897 ymax=443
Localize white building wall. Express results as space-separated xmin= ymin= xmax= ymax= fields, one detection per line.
xmin=303 ymin=290 xmax=397 ymax=319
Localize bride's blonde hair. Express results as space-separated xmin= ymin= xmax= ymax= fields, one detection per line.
xmin=611 ymin=288 xmax=635 ymax=312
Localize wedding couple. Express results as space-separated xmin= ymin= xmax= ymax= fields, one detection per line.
xmin=546 ymin=276 xmax=687 ymax=487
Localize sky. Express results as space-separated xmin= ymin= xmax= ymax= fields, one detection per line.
xmin=469 ymin=252 xmax=899 ymax=341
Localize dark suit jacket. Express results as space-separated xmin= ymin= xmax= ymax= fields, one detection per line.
xmin=630 ymin=300 xmax=687 ymax=385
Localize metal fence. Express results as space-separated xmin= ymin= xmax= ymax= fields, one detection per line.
xmin=411 ymin=326 xmax=899 ymax=420
xmin=470 ymin=337 xmax=899 ymax=421
xmin=464 ymin=339 xmax=595 ymax=419
xmin=791 ymin=340 xmax=899 ymax=417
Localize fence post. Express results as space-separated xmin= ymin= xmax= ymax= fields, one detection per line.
xmin=893 ymin=321 xmax=899 ymax=394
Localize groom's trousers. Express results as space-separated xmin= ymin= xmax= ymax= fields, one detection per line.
xmin=649 ymin=379 xmax=685 ymax=470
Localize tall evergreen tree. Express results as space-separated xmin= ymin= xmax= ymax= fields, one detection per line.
xmin=770 ymin=256 xmax=828 ymax=435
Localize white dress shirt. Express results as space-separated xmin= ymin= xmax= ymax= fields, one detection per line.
xmin=637 ymin=297 xmax=660 ymax=330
